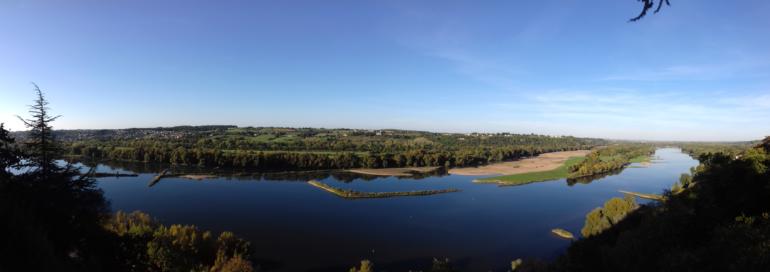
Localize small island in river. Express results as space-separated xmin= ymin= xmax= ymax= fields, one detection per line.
xmin=307 ymin=180 xmax=459 ymax=199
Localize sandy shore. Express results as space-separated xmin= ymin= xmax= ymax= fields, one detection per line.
xmin=178 ymin=174 xmax=219 ymax=180
xmin=346 ymin=166 xmax=441 ymax=177
xmin=449 ymin=150 xmax=591 ymax=176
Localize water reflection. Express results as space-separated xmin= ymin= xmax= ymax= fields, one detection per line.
xmin=67 ymin=158 xmax=450 ymax=182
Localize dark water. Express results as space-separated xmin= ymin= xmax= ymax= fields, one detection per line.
xmin=93 ymin=148 xmax=697 ymax=271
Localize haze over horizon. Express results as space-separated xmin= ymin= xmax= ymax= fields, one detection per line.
xmin=1 ymin=0 xmax=769 ymax=141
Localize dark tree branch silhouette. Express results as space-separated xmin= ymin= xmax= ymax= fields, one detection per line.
xmin=630 ymin=0 xmax=671 ymax=22
xmin=0 ymin=124 xmax=20 ymax=179
xmin=16 ymin=83 xmax=62 ymax=174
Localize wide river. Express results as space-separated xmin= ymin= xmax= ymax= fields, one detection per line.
xmin=93 ymin=148 xmax=697 ymax=271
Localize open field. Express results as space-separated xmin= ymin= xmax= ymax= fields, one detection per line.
xmin=449 ymin=150 xmax=591 ymax=176
xmin=346 ymin=166 xmax=441 ymax=177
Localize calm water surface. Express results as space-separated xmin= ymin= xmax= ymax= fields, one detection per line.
xmin=94 ymin=148 xmax=697 ymax=271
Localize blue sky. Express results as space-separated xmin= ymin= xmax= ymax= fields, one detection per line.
xmin=1 ymin=0 xmax=769 ymax=141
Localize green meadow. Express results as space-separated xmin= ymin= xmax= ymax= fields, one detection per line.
xmin=475 ymin=156 xmax=586 ymax=186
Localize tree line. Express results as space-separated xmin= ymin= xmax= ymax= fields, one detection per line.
xmin=62 ymin=134 xmax=605 ymax=171
xmin=568 ymin=145 xmax=655 ymax=179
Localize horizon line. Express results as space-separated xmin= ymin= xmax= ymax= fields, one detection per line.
xmin=5 ymin=124 xmax=762 ymax=143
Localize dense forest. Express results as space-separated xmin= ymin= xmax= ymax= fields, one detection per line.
xmin=43 ymin=127 xmax=607 ymax=171
xmin=567 ymin=145 xmax=655 ymax=179
xmin=678 ymin=142 xmax=755 ymax=158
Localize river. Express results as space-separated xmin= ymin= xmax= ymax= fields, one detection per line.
xmin=92 ymin=148 xmax=698 ymax=271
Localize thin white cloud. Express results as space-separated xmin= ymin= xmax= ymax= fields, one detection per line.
xmin=601 ymin=60 xmax=770 ymax=81
xmin=489 ymin=88 xmax=770 ymax=141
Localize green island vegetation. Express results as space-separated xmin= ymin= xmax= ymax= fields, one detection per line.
xmin=567 ymin=145 xmax=655 ymax=179
xmin=475 ymin=156 xmax=586 ymax=186
xmin=35 ymin=126 xmax=607 ymax=171
xmin=476 ymin=145 xmax=654 ymax=186
xmin=308 ymin=180 xmax=459 ymax=199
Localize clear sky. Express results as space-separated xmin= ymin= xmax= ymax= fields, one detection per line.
xmin=1 ymin=0 xmax=769 ymax=141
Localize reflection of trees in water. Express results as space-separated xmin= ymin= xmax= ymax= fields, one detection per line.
xmin=67 ymin=158 xmax=450 ymax=182
xmin=566 ymin=168 xmax=624 ymax=186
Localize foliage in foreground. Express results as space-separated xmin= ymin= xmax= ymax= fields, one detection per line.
xmin=581 ymin=195 xmax=638 ymax=238
xmin=1 ymin=87 xmax=256 ymax=272
xmin=540 ymin=139 xmax=770 ymax=272
xmin=105 ymin=211 xmax=254 ymax=272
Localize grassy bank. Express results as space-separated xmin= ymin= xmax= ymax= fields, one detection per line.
xmin=629 ymin=155 xmax=652 ymax=163
xmin=475 ymin=156 xmax=586 ymax=186
xmin=307 ymin=180 xmax=459 ymax=199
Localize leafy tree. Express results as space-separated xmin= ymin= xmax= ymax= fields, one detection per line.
xmin=581 ymin=195 xmax=638 ymax=237
xmin=349 ymin=260 xmax=373 ymax=272
xmin=105 ymin=211 xmax=256 ymax=272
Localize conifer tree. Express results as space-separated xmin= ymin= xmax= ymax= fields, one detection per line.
xmin=17 ymin=83 xmax=62 ymax=175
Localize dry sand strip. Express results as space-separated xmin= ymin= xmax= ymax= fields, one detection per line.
xmin=449 ymin=150 xmax=591 ymax=176
xmin=346 ymin=166 xmax=441 ymax=177
xmin=178 ymin=174 xmax=219 ymax=181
